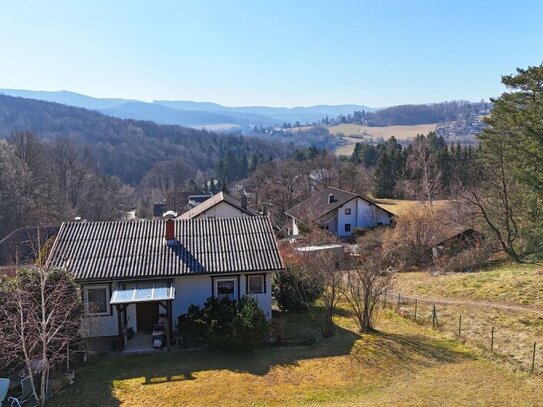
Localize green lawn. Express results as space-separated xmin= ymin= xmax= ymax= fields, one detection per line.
xmin=49 ymin=307 xmax=543 ymax=406
xmin=394 ymin=262 xmax=543 ymax=308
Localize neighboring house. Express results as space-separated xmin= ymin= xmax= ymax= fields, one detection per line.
xmin=0 ymin=226 xmax=60 ymax=273
xmin=178 ymin=191 xmax=260 ymax=220
xmin=46 ymin=215 xmax=283 ymax=351
xmin=188 ymin=194 xmax=213 ymax=208
xmin=431 ymin=226 xmax=485 ymax=258
xmin=285 ymin=187 xmax=394 ymax=237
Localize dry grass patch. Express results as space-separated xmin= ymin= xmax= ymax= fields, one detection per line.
xmin=329 ymin=123 xmax=438 ymax=156
xmin=395 ymin=298 xmax=543 ymax=373
xmin=49 ymin=309 xmax=543 ymax=407
xmin=394 ymin=262 xmax=543 ymax=307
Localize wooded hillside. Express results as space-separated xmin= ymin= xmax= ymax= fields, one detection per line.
xmin=0 ymin=95 xmax=290 ymax=185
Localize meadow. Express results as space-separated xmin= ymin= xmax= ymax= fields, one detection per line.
xmin=50 ymin=299 xmax=543 ymax=406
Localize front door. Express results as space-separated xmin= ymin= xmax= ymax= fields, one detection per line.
xmin=136 ymin=302 xmax=159 ymax=332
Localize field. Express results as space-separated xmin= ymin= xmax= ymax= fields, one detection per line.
xmin=394 ymin=262 xmax=543 ymax=308
xmin=393 ymin=262 xmax=543 ymax=373
xmin=50 ymin=303 xmax=543 ymax=406
xmin=329 ymin=123 xmax=438 ymax=156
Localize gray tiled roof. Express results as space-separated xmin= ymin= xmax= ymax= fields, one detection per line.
xmin=47 ymin=217 xmax=283 ymax=282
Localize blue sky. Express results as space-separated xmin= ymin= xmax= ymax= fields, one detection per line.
xmin=0 ymin=0 xmax=541 ymax=107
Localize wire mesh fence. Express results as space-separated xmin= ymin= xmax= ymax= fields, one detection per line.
xmin=380 ymin=290 xmax=542 ymax=374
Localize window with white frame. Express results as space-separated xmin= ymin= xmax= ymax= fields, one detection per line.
xmin=83 ymin=285 xmax=110 ymax=316
xmin=247 ymin=275 xmax=265 ymax=294
xmin=345 ymin=208 xmax=351 ymax=215
xmin=345 ymin=223 xmax=351 ymax=232
xmin=215 ymin=278 xmax=237 ymax=300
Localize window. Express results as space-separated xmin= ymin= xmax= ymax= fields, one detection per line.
xmin=345 ymin=224 xmax=351 ymax=232
xmin=345 ymin=208 xmax=351 ymax=215
xmin=247 ymin=275 xmax=265 ymax=294
xmin=215 ymin=278 xmax=237 ymax=300
xmin=84 ymin=285 xmax=110 ymax=316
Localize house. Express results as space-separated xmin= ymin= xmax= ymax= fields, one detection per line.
xmin=285 ymin=187 xmax=394 ymax=237
xmin=178 ymin=191 xmax=260 ymax=220
xmin=431 ymin=225 xmax=485 ymax=258
xmin=187 ymin=194 xmax=213 ymax=208
xmin=46 ymin=215 xmax=283 ymax=351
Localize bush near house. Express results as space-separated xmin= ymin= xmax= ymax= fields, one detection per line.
xmin=178 ymin=296 xmax=269 ymax=350
xmin=272 ymin=265 xmax=324 ymax=312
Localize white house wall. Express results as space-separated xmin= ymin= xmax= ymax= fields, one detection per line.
xmin=80 ymin=288 xmax=137 ymax=338
xmin=82 ymin=272 xmax=273 ymax=338
xmin=197 ymin=202 xmax=250 ymax=218
xmin=374 ymin=206 xmax=392 ymax=225
xmin=173 ymin=273 xmax=272 ymax=321
xmin=335 ymin=198 xmax=391 ymax=236
xmin=291 ymin=217 xmax=299 ymax=236
xmin=336 ymin=198 xmax=358 ymax=236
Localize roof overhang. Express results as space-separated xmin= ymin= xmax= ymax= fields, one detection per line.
xmin=110 ymin=279 xmax=175 ymax=305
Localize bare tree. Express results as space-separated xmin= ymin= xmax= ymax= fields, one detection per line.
xmin=0 ymin=266 xmax=83 ymax=406
xmin=343 ymin=231 xmax=397 ymax=332
xmin=285 ymin=230 xmax=344 ymax=337
xmin=407 ymin=136 xmax=442 ymax=208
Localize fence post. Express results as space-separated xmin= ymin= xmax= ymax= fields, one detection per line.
xmin=397 ymin=293 xmax=401 ymax=310
xmin=384 ymin=291 xmax=387 ymax=308
xmin=490 ymin=326 xmax=495 ymax=354
xmin=458 ymin=315 xmax=462 ymax=337
xmin=431 ymin=305 xmax=439 ymax=328
xmin=532 ymin=342 xmax=537 ymax=373
xmin=414 ymin=300 xmax=417 ymax=321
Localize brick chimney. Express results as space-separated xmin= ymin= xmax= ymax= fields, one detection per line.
xmin=162 ymin=210 xmax=178 ymax=246
xmin=261 ymin=203 xmax=268 ymax=216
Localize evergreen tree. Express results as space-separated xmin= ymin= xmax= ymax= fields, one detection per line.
xmin=374 ymin=151 xmax=396 ymax=198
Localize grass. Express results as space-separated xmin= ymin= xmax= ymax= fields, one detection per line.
xmin=50 ymin=304 xmax=543 ymax=406
xmin=392 ymin=262 xmax=543 ymax=373
xmin=290 ymin=123 xmax=438 ymax=156
xmin=329 ymin=123 xmax=438 ymax=156
xmin=394 ymin=262 xmax=543 ymax=307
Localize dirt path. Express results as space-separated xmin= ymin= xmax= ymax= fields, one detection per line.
xmin=389 ymin=291 xmax=543 ymax=315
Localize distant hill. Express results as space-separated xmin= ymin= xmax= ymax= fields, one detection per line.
xmin=0 ymin=89 xmax=374 ymax=129
xmin=97 ymin=102 xmax=279 ymax=127
xmin=0 ymin=89 xmax=137 ymax=110
xmin=363 ymin=101 xmax=491 ymax=127
xmin=0 ymin=94 xmax=290 ymax=184
xmin=156 ymin=100 xmax=376 ymax=124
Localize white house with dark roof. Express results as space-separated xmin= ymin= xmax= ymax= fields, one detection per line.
xmin=285 ymin=187 xmax=394 ymax=237
xmin=178 ymin=191 xmax=260 ymax=220
xmin=46 ymin=215 xmax=283 ymax=351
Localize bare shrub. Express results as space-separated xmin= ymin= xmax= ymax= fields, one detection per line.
xmin=382 ymin=206 xmax=445 ymax=267
xmin=435 ymin=241 xmax=495 ymax=273
xmin=0 ymin=266 xmax=83 ymax=406
xmin=344 ymin=231 xmax=397 ymax=332
xmin=283 ymin=230 xmax=344 ymax=338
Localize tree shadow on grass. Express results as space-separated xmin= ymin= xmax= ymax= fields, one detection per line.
xmin=49 ymin=314 xmax=472 ymax=406
xmin=350 ymin=330 xmax=472 ymax=373
xmin=49 ymin=321 xmax=360 ymax=406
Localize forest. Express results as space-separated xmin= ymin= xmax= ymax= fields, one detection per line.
xmin=1 ymin=64 xmax=542 ymax=264
xmin=0 ymin=95 xmax=291 ymax=237
xmin=0 ymin=95 xmax=290 ymax=185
